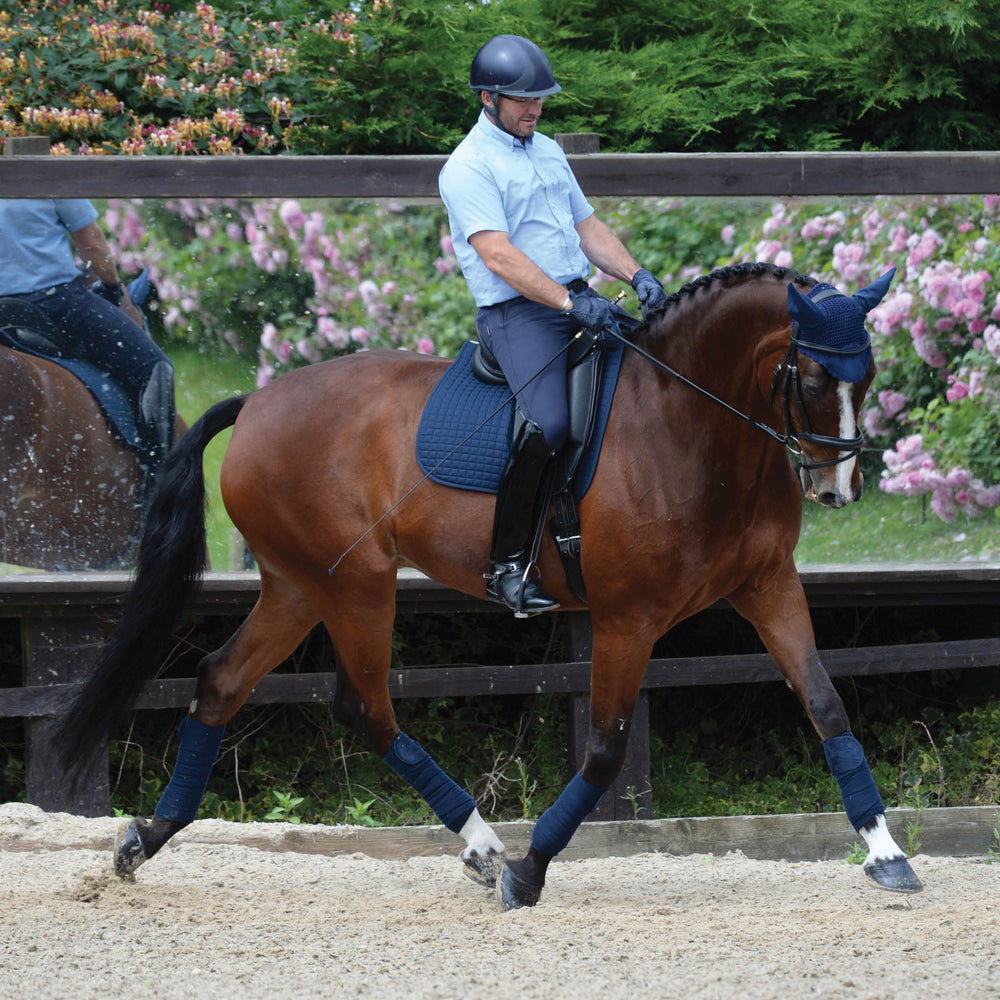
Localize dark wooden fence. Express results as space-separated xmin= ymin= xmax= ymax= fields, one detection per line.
xmin=3 ymin=564 xmax=999 ymax=819
xmin=2 ymin=141 xmax=999 ymax=823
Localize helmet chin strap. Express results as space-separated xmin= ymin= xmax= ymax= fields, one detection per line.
xmin=481 ymin=93 xmax=523 ymax=141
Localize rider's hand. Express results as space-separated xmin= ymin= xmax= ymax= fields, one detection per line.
xmin=568 ymin=292 xmax=616 ymax=333
xmin=630 ymin=268 xmax=667 ymax=320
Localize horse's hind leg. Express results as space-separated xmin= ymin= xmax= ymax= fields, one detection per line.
xmin=321 ymin=591 xmax=506 ymax=886
xmin=115 ymin=573 xmax=320 ymax=877
xmin=730 ymin=571 xmax=923 ymax=893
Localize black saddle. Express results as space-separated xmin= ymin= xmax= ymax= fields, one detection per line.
xmin=0 ymin=297 xmax=64 ymax=355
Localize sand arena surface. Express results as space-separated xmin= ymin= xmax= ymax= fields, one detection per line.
xmin=1 ymin=803 xmax=999 ymax=999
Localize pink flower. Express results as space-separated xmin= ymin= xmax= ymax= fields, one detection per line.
xmin=721 ymin=224 xmax=736 ymax=243
xmin=279 ymin=200 xmax=306 ymax=230
xmin=946 ymin=380 xmax=969 ymax=402
xmin=878 ymin=389 xmax=907 ymax=419
xmin=417 ymin=337 xmax=434 ymax=354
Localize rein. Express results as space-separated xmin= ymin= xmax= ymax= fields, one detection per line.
xmin=607 ymin=287 xmax=869 ymax=472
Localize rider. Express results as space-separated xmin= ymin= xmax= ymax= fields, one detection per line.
xmin=438 ymin=35 xmax=668 ymax=617
xmin=0 ymin=198 xmax=175 ymax=490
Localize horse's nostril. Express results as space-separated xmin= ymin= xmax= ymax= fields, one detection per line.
xmin=819 ymin=492 xmax=847 ymax=509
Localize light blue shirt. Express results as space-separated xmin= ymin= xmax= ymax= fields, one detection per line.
xmin=438 ymin=111 xmax=595 ymax=307
xmin=0 ymin=198 xmax=98 ymax=296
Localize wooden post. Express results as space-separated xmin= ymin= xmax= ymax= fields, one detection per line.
xmin=565 ymin=611 xmax=652 ymax=821
xmin=554 ymin=133 xmax=601 ymax=154
xmin=22 ymin=617 xmax=110 ymax=816
xmin=3 ymin=136 xmax=51 ymax=156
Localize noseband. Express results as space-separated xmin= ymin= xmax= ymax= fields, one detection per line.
xmin=769 ymin=287 xmax=870 ymax=472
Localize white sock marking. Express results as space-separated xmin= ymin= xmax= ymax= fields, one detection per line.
xmin=458 ymin=808 xmax=505 ymax=858
xmin=860 ymin=813 xmax=905 ymax=861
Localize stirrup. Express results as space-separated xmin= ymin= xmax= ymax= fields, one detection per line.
xmin=485 ymin=561 xmax=560 ymax=618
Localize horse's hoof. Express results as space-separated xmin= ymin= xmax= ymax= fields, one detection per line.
xmin=113 ymin=819 xmax=149 ymax=879
xmin=864 ymin=855 xmax=924 ymax=893
xmin=462 ymin=849 xmax=506 ymax=888
xmin=495 ymin=862 xmax=543 ymax=911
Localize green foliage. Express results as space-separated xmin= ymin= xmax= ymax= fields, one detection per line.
xmin=5 ymin=0 xmax=1000 ymax=153
xmin=286 ymin=0 xmax=471 ymax=155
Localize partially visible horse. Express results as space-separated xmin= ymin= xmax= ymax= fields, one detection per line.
xmin=0 ymin=344 xmax=148 ymax=570
xmin=58 ymin=262 xmax=922 ymax=909
xmin=0 ymin=290 xmax=183 ymax=571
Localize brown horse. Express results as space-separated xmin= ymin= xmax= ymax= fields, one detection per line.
xmin=58 ymin=262 xmax=922 ymax=910
xmin=0 ymin=344 xmax=148 ymax=570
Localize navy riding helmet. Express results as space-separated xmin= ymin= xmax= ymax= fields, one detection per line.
xmin=468 ymin=35 xmax=562 ymax=98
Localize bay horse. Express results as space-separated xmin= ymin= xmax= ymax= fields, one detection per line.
xmin=57 ymin=261 xmax=922 ymax=910
xmin=0 ymin=344 xmax=147 ymax=571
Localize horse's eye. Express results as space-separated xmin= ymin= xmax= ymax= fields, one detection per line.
xmin=802 ymin=379 xmax=824 ymax=400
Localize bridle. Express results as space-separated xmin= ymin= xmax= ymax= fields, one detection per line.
xmin=606 ymin=286 xmax=871 ymax=472
xmin=768 ymin=287 xmax=871 ymax=471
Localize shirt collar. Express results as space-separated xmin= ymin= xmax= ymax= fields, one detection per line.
xmin=475 ymin=109 xmax=532 ymax=152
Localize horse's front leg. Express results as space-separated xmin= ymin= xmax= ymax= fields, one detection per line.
xmin=730 ymin=570 xmax=923 ymax=893
xmin=497 ymin=629 xmax=652 ymax=910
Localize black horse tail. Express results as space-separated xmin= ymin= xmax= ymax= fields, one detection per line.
xmin=56 ymin=394 xmax=248 ymax=777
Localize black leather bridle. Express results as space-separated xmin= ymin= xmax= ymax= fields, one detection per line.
xmin=768 ymin=287 xmax=871 ymax=472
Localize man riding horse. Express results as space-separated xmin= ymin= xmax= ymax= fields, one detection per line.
xmin=438 ymin=35 xmax=668 ymax=617
xmin=0 ymin=199 xmax=175 ymax=494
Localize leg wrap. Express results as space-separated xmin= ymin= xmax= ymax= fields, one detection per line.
xmin=531 ymin=770 xmax=606 ymax=857
xmin=384 ymin=732 xmax=475 ymax=834
xmin=155 ymin=716 xmax=226 ymax=824
xmin=822 ymin=732 xmax=884 ymax=831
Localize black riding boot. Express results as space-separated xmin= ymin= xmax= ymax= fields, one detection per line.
xmin=486 ymin=420 xmax=560 ymax=617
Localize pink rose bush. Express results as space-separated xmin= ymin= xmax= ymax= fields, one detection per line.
xmin=100 ymin=197 xmax=470 ymax=383
xmin=717 ymin=195 xmax=1000 ymax=521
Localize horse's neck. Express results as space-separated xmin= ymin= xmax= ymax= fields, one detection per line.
xmin=640 ymin=283 xmax=789 ymax=387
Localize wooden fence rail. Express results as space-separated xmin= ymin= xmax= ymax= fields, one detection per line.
xmin=2 ymin=563 xmax=999 ymax=820
xmin=2 ymin=149 xmax=1000 ymax=198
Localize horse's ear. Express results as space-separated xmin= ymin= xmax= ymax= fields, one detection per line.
xmin=852 ymin=267 xmax=896 ymax=313
xmin=786 ymin=282 xmax=826 ymax=331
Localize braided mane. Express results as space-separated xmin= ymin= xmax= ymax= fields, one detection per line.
xmin=635 ymin=261 xmax=817 ymax=346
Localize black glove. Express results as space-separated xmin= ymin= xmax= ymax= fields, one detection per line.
xmin=630 ymin=268 xmax=667 ymax=320
xmin=568 ymin=291 xmax=617 ymax=333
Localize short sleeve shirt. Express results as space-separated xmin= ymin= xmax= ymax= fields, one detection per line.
xmin=0 ymin=199 xmax=98 ymax=296
xmin=438 ymin=111 xmax=595 ymax=306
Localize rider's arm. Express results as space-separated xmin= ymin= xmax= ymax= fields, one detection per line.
xmin=468 ymin=230 xmax=573 ymax=312
xmin=575 ymin=213 xmax=642 ymax=285
xmin=69 ymin=221 xmax=145 ymax=327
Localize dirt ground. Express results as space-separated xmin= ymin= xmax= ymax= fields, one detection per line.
xmin=1 ymin=802 xmax=998 ymax=1000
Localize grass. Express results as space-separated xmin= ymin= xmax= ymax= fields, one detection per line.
xmin=172 ymin=345 xmax=258 ymax=569
xmin=797 ymin=484 xmax=1000 ymax=565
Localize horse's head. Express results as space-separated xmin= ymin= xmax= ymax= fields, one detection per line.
xmin=780 ymin=268 xmax=893 ymax=508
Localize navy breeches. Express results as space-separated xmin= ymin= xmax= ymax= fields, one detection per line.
xmin=17 ymin=276 xmax=171 ymax=402
xmin=475 ymin=294 xmax=584 ymax=452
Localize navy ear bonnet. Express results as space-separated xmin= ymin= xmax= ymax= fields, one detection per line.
xmin=786 ymin=268 xmax=895 ymax=383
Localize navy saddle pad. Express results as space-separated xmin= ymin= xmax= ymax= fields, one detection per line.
xmin=415 ymin=336 xmax=625 ymax=501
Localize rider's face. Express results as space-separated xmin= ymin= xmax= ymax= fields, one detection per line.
xmin=488 ymin=93 xmax=545 ymax=141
